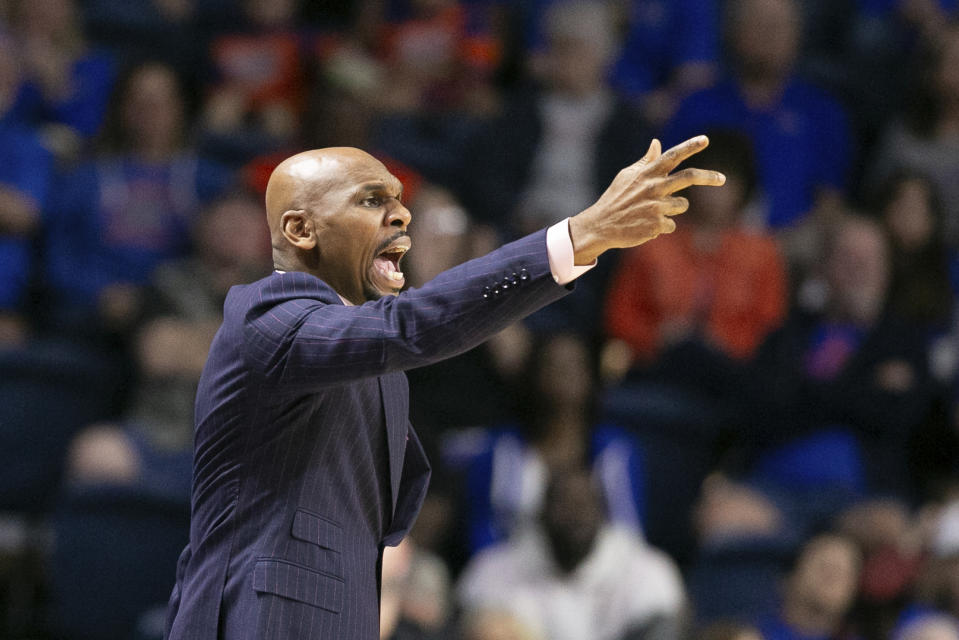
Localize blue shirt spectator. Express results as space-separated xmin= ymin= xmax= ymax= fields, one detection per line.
xmin=664 ymin=0 xmax=852 ymax=230
xmin=46 ymin=155 xmax=231 ymax=311
xmin=664 ymin=77 xmax=850 ymax=229
xmin=43 ymin=62 xmax=233 ymax=334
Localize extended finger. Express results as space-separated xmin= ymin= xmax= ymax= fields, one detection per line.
xmin=661 ymin=168 xmax=726 ymax=194
xmin=657 ymin=135 xmax=710 ymax=172
xmin=662 ymin=196 xmax=689 ymax=216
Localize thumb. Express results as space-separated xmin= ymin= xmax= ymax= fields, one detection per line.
xmin=639 ymin=139 xmax=662 ymax=165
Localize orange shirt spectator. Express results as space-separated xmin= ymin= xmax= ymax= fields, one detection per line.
xmin=605 ymin=225 xmax=787 ymax=363
xmin=604 ymin=130 xmax=788 ymax=365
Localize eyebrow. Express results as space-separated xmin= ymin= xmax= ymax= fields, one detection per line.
xmin=357 ymin=181 xmax=404 ymax=201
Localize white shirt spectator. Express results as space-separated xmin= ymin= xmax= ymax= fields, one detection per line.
xmin=457 ymin=525 xmax=685 ymax=640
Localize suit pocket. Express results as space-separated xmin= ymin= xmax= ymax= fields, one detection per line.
xmin=252 ymin=558 xmax=344 ymax=612
xmin=291 ymin=509 xmax=343 ymax=551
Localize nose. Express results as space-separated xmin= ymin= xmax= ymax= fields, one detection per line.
xmin=386 ymin=202 xmax=411 ymax=229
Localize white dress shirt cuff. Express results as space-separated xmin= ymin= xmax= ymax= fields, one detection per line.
xmin=546 ymin=218 xmax=597 ymax=285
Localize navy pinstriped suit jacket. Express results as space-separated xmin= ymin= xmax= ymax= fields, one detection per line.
xmin=164 ymin=229 xmax=571 ymax=639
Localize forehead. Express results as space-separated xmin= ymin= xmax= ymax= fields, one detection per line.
xmin=295 ymin=154 xmax=402 ymax=196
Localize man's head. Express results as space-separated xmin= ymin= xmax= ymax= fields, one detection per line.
xmin=541 ymin=468 xmax=605 ymax=574
xmin=265 ymin=148 xmax=412 ymax=305
xmin=726 ymin=0 xmax=801 ymax=83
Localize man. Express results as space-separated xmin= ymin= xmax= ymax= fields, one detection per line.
xmin=164 ymin=137 xmax=724 ymax=639
xmin=457 ymin=468 xmax=686 ymax=640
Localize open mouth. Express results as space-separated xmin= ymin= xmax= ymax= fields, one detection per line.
xmin=372 ymin=236 xmax=410 ymax=290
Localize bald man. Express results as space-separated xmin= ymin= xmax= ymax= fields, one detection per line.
xmin=164 ymin=139 xmax=724 ymax=639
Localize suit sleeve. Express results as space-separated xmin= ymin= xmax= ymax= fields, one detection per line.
xmin=243 ymin=230 xmax=571 ymax=393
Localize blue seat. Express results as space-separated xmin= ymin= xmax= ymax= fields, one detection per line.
xmin=0 ymin=341 xmax=119 ymax=513
xmin=47 ymin=485 xmax=189 ymax=640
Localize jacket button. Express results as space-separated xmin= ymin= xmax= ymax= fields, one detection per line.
xmin=519 ymin=268 xmax=529 ymax=281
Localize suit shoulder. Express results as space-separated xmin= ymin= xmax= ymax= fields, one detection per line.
xmin=227 ymin=272 xmax=341 ymax=315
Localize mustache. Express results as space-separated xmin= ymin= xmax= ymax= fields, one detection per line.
xmin=374 ymin=231 xmax=411 ymax=255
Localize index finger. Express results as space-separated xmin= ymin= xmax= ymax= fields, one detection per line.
xmin=657 ymin=135 xmax=710 ymax=173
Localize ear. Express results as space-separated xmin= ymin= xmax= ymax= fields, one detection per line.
xmin=280 ymin=210 xmax=317 ymax=251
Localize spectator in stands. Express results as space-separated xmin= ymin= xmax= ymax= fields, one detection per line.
xmin=875 ymin=170 xmax=952 ymax=330
xmin=369 ymin=0 xmax=503 ymax=188
xmin=867 ymin=23 xmax=959 ymax=250
xmin=460 ymin=0 xmax=649 ymax=336
xmin=603 ymin=129 xmax=787 ymax=374
xmin=64 ymin=191 xmax=270 ymax=499
xmin=7 ymin=0 xmax=115 ymax=155
xmin=463 ymin=0 xmax=647 ymax=235
xmin=740 ymin=215 xmax=933 ymax=507
xmin=600 ymin=129 xmax=786 ymax=567
xmin=756 ymin=533 xmax=863 ymax=640
xmin=45 ymin=62 xmax=232 ymax=338
xmin=404 ymin=186 xmax=522 ymax=451
xmin=663 ymin=0 xmax=851 ymax=240
xmin=199 ymin=0 xmax=307 ymax=166
xmin=457 ymin=468 xmax=685 ymax=640
xmin=0 ymin=36 xmax=52 ymax=346
xmin=520 ymin=0 xmax=722 ymax=124
xmin=457 ymin=331 xmax=646 ymax=555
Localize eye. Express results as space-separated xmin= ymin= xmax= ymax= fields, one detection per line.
xmin=362 ymin=196 xmax=383 ymax=207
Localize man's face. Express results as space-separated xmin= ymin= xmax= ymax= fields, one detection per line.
xmin=543 ymin=473 xmax=603 ymax=573
xmin=307 ymin=155 xmax=411 ymax=304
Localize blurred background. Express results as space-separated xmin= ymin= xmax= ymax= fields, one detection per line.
xmin=2 ymin=0 xmax=959 ymax=638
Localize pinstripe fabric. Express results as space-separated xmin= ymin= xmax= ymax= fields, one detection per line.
xmin=164 ymin=229 xmax=572 ymax=639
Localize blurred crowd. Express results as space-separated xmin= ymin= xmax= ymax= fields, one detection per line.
xmin=2 ymin=0 xmax=959 ymax=638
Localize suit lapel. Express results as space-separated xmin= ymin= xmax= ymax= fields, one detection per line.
xmin=378 ymin=373 xmax=408 ymax=512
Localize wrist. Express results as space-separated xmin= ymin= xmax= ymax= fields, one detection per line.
xmin=568 ymin=211 xmax=606 ymax=265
